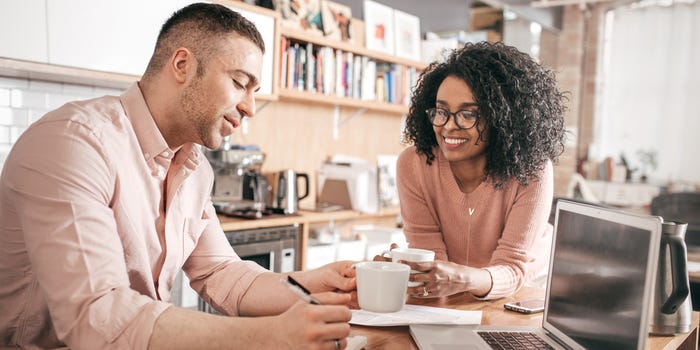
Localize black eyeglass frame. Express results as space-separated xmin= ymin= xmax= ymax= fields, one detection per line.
xmin=425 ymin=107 xmax=480 ymax=130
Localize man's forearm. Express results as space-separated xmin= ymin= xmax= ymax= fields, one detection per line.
xmin=237 ymin=271 xmax=299 ymax=316
xmin=148 ymin=306 xmax=269 ymax=349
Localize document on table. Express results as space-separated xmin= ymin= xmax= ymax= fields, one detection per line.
xmin=350 ymin=305 xmax=482 ymax=327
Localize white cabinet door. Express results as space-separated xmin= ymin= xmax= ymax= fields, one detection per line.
xmin=0 ymin=0 xmax=48 ymax=62
xmin=47 ymin=0 xmax=195 ymax=76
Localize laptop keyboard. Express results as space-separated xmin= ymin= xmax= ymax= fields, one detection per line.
xmin=477 ymin=331 xmax=555 ymax=350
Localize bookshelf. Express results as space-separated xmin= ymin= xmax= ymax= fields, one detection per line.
xmin=278 ymin=26 xmax=427 ymax=115
xmin=281 ymin=27 xmax=427 ymax=70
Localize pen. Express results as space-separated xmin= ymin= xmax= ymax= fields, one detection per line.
xmin=282 ymin=275 xmax=320 ymax=305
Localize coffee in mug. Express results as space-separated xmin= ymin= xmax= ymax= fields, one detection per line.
xmin=355 ymin=261 xmax=410 ymax=313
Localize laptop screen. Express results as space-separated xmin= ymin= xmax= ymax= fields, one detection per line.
xmin=544 ymin=202 xmax=660 ymax=350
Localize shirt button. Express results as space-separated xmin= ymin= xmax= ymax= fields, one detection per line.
xmin=144 ymin=152 xmax=151 ymax=159
xmin=162 ymin=151 xmax=170 ymax=157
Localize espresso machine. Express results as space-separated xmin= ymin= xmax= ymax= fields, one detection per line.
xmin=204 ymin=143 xmax=271 ymax=218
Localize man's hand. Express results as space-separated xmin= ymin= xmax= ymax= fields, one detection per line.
xmin=262 ymin=293 xmax=352 ymax=350
xmin=291 ymin=261 xmax=358 ymax=309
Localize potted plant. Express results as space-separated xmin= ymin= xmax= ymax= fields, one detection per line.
xmin=636 ymin=149 xmax=658 ymax=183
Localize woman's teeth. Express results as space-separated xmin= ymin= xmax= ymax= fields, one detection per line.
xmin=444 ymin=137 xmax=467 ymax=145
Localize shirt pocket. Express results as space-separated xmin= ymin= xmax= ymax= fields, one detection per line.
xmin=183 ymin=217 xmax=209 ymax=258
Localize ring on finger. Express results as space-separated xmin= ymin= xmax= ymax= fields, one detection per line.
xmin=334 ymin=338 xmax=341 ymax=350
xmin=422 ymin=286 xmax=430 ymax=297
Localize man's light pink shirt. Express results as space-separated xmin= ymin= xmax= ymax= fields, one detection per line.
xmin=0 ymin=84 xmax=266 ymax=349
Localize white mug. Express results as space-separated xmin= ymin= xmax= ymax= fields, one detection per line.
xmin=383 ymin=248 xmax=435 ymax=287
xmin=355 ymin=261 xmax=410 ymax=313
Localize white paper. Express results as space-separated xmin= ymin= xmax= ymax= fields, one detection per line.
xmin=350 ymin=304 xmax=482 ymax=327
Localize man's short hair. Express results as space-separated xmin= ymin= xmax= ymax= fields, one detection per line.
xmin=143 ymin=2 xmax=265 ymax=78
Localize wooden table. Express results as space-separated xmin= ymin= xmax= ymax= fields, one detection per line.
xmin=349 ymin=287 xmax=699 ymax=350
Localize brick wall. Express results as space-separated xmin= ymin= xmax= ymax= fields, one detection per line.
xmin=551 ymin=5 xmax=607 ymax=197
xmin=0 ymin=77 xmax=124 ymax=170
xmin=552 ymin=6 xmax=587 ymax=197
xmin=578 ymin=6 xmax=605 ymax=159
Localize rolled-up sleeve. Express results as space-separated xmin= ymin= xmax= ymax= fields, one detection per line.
xmin=5 ymin=119 xmax=169 ymax=349
xmin=183 ymin=204 xmax=268 ymax=316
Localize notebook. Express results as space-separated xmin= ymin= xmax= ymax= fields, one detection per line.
xmin=410 ymin=200 xmax=662 ymax=350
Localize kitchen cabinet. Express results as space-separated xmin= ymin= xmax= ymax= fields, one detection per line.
xmin=0 ymin=0 xmax=279 ymax=97
xmin=46 ymin=0 xmax=196 ymax=76
xmin=0 ymin=0 xmax=48 ymax=63
xmin=218 ymin=207 xmax=400 ymax=270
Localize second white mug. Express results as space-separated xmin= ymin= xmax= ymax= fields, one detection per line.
xmin=383 ymin=248 xmax=435 ymax=287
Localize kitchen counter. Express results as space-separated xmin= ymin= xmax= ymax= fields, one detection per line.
xmin=218 ymin=207 xmax=401 ymax=269
xmin=217 ymin=207 xmax=400 ymax=232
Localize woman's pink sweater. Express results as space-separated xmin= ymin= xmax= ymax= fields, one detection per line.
xmin=397 ymin=146 xmax=553 ymax=299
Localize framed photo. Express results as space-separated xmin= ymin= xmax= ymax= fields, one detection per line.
xmin=321 ymin=1 xmax=353 ymax=43
xmin=393 ymin=9 xmax=420 ymax=60
xmin=275 ymin=0 xmax=325 ymax=36
xmin=363 ymin=0 xmax=394 ymax=55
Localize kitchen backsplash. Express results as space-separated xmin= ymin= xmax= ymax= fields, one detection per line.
xmin=0 ymin=76 xmax=125 ymax=170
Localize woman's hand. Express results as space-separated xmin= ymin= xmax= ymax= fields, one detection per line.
xmin=402 ymin=260 xmax=492 ymax=298
xmin=371 ymin=243 xmax=401 ymax=262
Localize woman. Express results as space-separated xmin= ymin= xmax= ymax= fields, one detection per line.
xmin=397 ymin=42 xmax=566 ymax=300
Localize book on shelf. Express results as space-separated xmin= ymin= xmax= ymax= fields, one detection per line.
xmin=335 ymin=48 xmax=344 ymax=97
xmin=352 ymin=55 xmax=362 ymax=99
xmin=305 ymin=42 xmax=315 ymax=92
xmin=360 ymin=57 xmax=376 ymax=101
xmin=278 ymin=38 xmax=417 ymax=106
xmin=280 ymin=36 xmax=289 ymax=89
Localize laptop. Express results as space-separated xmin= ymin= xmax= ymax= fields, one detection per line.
xmin=410 ymin=200 xmax=662 ymax=350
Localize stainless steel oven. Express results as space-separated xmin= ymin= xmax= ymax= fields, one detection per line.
xmin=172 ymin=224 xmax=300 ymax=312
xmin=225 ymin=224 xmax=300 ymax=273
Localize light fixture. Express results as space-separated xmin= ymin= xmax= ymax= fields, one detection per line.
xmin=530 ymin=0 xmax=616 ymax=7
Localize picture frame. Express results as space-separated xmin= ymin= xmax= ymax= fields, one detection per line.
xmin=321 ymin=1 xmax=353 ymax=43
xmin=363 ymin=0 xmax=394 ymax=55
xmin=275 ymin=0 xmax=325 ymax=36
xmin=392 ymin=9 xmax=420 ymax=60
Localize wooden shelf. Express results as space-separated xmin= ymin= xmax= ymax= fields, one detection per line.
xmin=218 ymin=207 xmax=400 ymax=232
xmin=278 ymin=88 xmax=409 ymax=114
xmin=280 ymin=27 xmax=427 ymax=70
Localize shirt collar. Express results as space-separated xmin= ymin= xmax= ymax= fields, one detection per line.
xmin=120 ymin=83 xmax=171 ymax=163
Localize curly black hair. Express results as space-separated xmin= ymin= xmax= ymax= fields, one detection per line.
xmin=403 ymin=41 xmax=567 ymax=189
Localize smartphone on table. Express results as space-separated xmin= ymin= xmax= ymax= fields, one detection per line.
xmin=503 ymin=299 xmax=545 ymax=314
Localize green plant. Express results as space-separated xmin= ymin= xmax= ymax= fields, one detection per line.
xmin=636 ymin=149 xmax=658 ymax=181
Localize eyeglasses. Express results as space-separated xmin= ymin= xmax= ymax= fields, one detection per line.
xmin=426 ymin=107 xmax=479 ymax=130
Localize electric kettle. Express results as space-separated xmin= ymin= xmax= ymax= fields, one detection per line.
xmin=275 ymin=169 xmax=309 ymax=214
xmin=650 ymin=221 xmax=693 ymax=335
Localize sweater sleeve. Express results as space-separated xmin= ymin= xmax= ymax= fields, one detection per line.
xmin=397 ymin=148 xmax=449 ymax=259
xmin=481 ymin=162 xmax=554 ymax=299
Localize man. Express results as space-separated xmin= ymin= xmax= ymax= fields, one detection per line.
xmin=0 ymin=3 xmax=355 ymax=349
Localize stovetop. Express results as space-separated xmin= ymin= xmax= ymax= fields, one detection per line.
xmin=213 ymin=201 xmax=297 ymax=220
